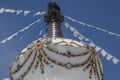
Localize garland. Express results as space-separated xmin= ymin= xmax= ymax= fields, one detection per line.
xmin=64 ymin=21 xmax=120 ymax=64
xmin=10 ymin=45 xmax=33 ymax=69
xmin=41 ymin=48 xmax=91 ymax=69
xmin=44 ymin=39 xmax=103 ymax=79
xmin=83 ymin=51 xmax=103 ymax=79
xmin=10 ymin=48 xmax=34 ymax=75
xmin=45 ymin=40 xmax=92 ymax=58
xmin=95 ymin=56 xmax=104 ymax=80
xmin=18 ymin=50 xmax=37 ymax=80
xmin=33 ymin=50 xmax=54 ymax=74
xmin=41 ymin=47 xmax=103 ymax=79
xmin=45 ymin=46 xmax=89 ymax=58
xmin=10 ymin=39 xmax=103 ymax=80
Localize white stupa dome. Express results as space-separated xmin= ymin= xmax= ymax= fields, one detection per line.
xmin=9 ymin=1 xmax=103 ymax=80
xmin=9 ymin=38 xmax=103 ymax=80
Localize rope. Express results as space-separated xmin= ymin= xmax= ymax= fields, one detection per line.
xmin=1 ymin=8 xmax=120 ymax=38
xmin=0 ymin=17 xmax=43 ymax=44
xmin=64 ymin=21 xmax=120 ymax=64
xmin=65 ymin=15 xmax=120 ymax=38
xmin=0 ymin=8 xmax=46 ymax=16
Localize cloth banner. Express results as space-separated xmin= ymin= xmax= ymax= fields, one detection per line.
xmin=106 ymin=54 xmax=113 ymax=61
xmin=73 ymin=30 xmax=80 ymax=37
xmin=78 ymin=35 xmax=84 ymax=41
xmin=95 ymin=46 xmax=101 ymax=52
xmin=100 ymin=49 xmax=107 ymax=57
xmin=70 ymin=26 xmax=76 ymax=32
xmin=64 ymin=21 xmax=120 ymax=64
xmin=112 ymin=57 xmax=120 ymax=64
xmin=64 ymin=22 xmax=70 ymax=28
xmin=89 ymin=41 xmax=96 ymax=47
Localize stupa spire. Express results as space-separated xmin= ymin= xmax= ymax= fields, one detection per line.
xmin=44 ymin=1 xmax=64 ymax=38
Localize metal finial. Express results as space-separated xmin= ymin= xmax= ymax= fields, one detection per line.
xmin=44 ymin=2 xmax=64 ymax=38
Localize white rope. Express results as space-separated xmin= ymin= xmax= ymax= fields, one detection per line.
xmin=65 ymin=15 xmax=120 ymax=38
xmin=64 ymin=21 xmax=120 ymax=64
xmin=0 ymin=8 xmax=46 ymax=16
xmin=0 ymin=17 xmax=43 ymax=44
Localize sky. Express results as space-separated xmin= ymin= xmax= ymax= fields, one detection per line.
xmin=0 ymin=0 xmax=120 ymax=80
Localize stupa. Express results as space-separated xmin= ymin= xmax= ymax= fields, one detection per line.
xmin=9 ymin=1 xmax=103 ymax=80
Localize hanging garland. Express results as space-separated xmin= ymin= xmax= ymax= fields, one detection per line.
xmin=44 ymin=39 xmax=103 ymax=79
xmin=95 ymin=55 xmax=104 ymax=79
xmin=41 ymin=48 xmax=91 ymax=69
xmin=18 ymin=50 xmax=37 ymax=80
xmin=10 ymin=48 xmax=34 ymax=75
xmin=44 ymin=46 xmax=89 ymax=58
xmin=10 ymin=44 xmax=33 ymax=70
xmin=10 ymin=38 xmax=103 ymax=80
xmin=64 ymin=21 xmax=120 ymax=64
xmin=41 ymin=46 xmax=103 ymax=79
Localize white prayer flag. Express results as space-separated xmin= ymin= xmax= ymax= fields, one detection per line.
xmin=4 ymin=9 xmax=15 ymax=13
xmin=34 ymin=11 xmax=41 ymax=16
xmin=36 ymin=18 xmax=42 ymax=23
xmin=0 ymin=40 xmax=6 ymax=43
xmin=16 ymin=10 xmax=23 ymax=15
xmin=70 ymin=26 xmax=75 ymax=32
xmin=9 ymin=9 xmax=15 ymax=13
xmin=108 ymin=32 xmax=115 ymax=35
xmin=112 ymin=57 xmax=120 ymax=64
xmin=78 ymin=35 xmax=84 ymax=40
xmin=89 ymin=42 xmax=95 ymax=47
xmin=71 ymin=18 xmax=76 ymax=22
xmin=7 ymin=36 xmax=13 ymax=40
xmin=78 ymin=21 xmax=86 ymax=26
xmin=84 ymin=38 xmax=90 ymax=42
xmin=73 ymin=33 xmax=77 ymax=37
xmin=4 ymin=9 xmax=12 ymax=12
xmin=65 ymin=22 xmax=69 ymax=28
xmin=106 ymin=54 xmax=113 ymax=60
xmin=24 ymin=11 xmax=30 ymax=16
xmin=86 ymin=24 xmax=92 ymax=27
xmin=0 ymin=8 xmax=4 ymax=13
xmin=73 ymin=30 xmax=79 ymax=37
xmin=95 ymin=46 xmax=101 ymax=52
xmin=40 ymin=12 xmax=46 ymax=15
xmin=101 ymin=29 xmax=107 ymax=32
xmin=116 ymin=34 xmax=120 ymax=37
xmin=101 ymin=49 xmax=107 ymax=57
xmin=96 ymin=27 xmax=101 ymax=30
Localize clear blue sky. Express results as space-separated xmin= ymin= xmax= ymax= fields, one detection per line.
xmin=0 ymin=0 xmax=120 ymax=80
